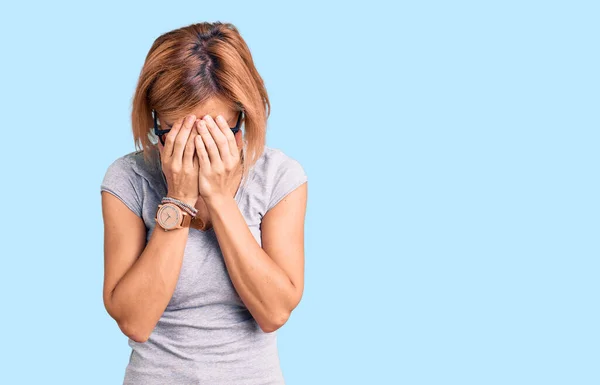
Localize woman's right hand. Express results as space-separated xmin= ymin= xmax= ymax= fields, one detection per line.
xmin=157 ymin=114 xmax=200 ymax=207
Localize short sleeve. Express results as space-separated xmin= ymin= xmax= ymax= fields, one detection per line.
xmin=100 ymin=156 xmax=143 ymax=217
xmin=266 ymin=156 xmax=308 ymax=212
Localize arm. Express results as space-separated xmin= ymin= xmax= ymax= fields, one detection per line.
xmin=101 ymin=191 xmax=189 ymax=343
xmin=205 ymin=181 xmax=307 ymax=333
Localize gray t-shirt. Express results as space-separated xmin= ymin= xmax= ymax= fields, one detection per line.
xmin=100 ymin=145 xmax=307 ymax=385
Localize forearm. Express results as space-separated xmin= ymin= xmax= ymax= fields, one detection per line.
xmin=109 ymin=226 xmax=189 ymax=341
xmin=207 ymin=195 xmax=297 ymax=332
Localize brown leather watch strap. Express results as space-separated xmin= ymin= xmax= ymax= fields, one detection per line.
xmin=190 ymin=216 xmax=211 ymax=231
xmin=181 ymin=213 xmax=192 ymax=228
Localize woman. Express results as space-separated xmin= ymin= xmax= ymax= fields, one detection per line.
xmin=100 ymin=21 xmax=308 ymax=384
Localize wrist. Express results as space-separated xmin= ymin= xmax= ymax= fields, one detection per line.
xmin=166 ymin=193 xmax=197 ymax=207
xmin=162 ymin=196 xmax=198 ymax=218
xmin=155 ymin=201 xmax=194 ymax=231
xmin=204 ymin=194 xmax=231 ymax=210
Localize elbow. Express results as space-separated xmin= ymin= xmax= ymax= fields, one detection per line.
xmin=105 ymin=297 xmax=152 ymax=343
xmin=117 ymin=319 xmax=151 ymax=343
xmin=260 ymin=310 xmax=291 ymax=333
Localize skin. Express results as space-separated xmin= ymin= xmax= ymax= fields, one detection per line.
xmin=101 ymin=97 xmax=307 ymax=342
xmin=156 ymin=98 xmax=247 ymax=225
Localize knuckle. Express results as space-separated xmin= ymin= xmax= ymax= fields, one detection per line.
xmin=215 ymin=136 xmax=226 ymax=145
xmin=165 ymin=133 xmax=175 ymax=144
xmin=169 ymin=122 xmax=182 ymax=134
xmin=183 ymin=115 xmax=196 ymax=128
xmin=176 ymin=135 xmax=188 ymax=145
xmin=171 ymin=163 xmax=182 ymax=173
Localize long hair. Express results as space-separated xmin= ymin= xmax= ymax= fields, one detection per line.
xmin=131 ymin=21 xmax=270 ymax=183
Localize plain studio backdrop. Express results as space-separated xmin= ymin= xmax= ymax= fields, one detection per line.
xmin=0 ymin=1 xmax=598 ymax=384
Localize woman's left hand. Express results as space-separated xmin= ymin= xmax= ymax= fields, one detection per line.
xmin=194 ymin=114 xmax=242 ymax=203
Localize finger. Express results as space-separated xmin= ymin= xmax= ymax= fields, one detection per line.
xmin=172 ymin=115 xmax=196 ymax=165
xmin=215 ymin=114 xmax=238 ymax=158
xmin=183 ymin=124 xmax=198 ymax=170
xmin=192 ymin=150 xmax=199 ymax=170
xmin=202 ymin=115 xmax=228 ymax=160
xmin=157 ymin=140 xmax=164 ymax=158
xmin=162 ymin=117 xmax=184 ymax=159
xmin=203 ymin=115 xmax=228 ymax=157
xmin=194 ymin=134 xmax=210 ymax=168
xmin=198 ymin=118 xmax=221 ymax=165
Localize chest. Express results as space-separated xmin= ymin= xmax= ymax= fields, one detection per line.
xmin=140 ymin=186 xmax=265 ymax=310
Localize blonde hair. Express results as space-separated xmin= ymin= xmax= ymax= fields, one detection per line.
xmin=131 ymin=21 xmax=271 ymax=183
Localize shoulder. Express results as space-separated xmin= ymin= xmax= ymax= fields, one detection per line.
xmin=248 ymin=146 xmax=308 ymax=213
xmin=100 ymin=149 xmax=162 ymax=197
xmin=250 ymin=146 xmax=307 ymax=181
xmin=102 ymin=150 xmax=161 ymax=186
xmin=100 ymin=151 xmax=147 ymax=217
xmin=102 ymin=151 xmax=138 ymax=181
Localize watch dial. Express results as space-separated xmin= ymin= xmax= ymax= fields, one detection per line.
xmin=158 ymin=204 xmax=180 ymax=229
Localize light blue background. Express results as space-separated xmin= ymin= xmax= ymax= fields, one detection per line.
xmin=0 ymin=1 xmax=598 ymax=384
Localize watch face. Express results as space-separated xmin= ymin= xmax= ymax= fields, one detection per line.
xmin=157 ymin=203 xmax=181 ymax=230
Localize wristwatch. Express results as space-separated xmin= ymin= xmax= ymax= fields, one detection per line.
xmin=155 ymin=202 xmax=192 ymax=231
